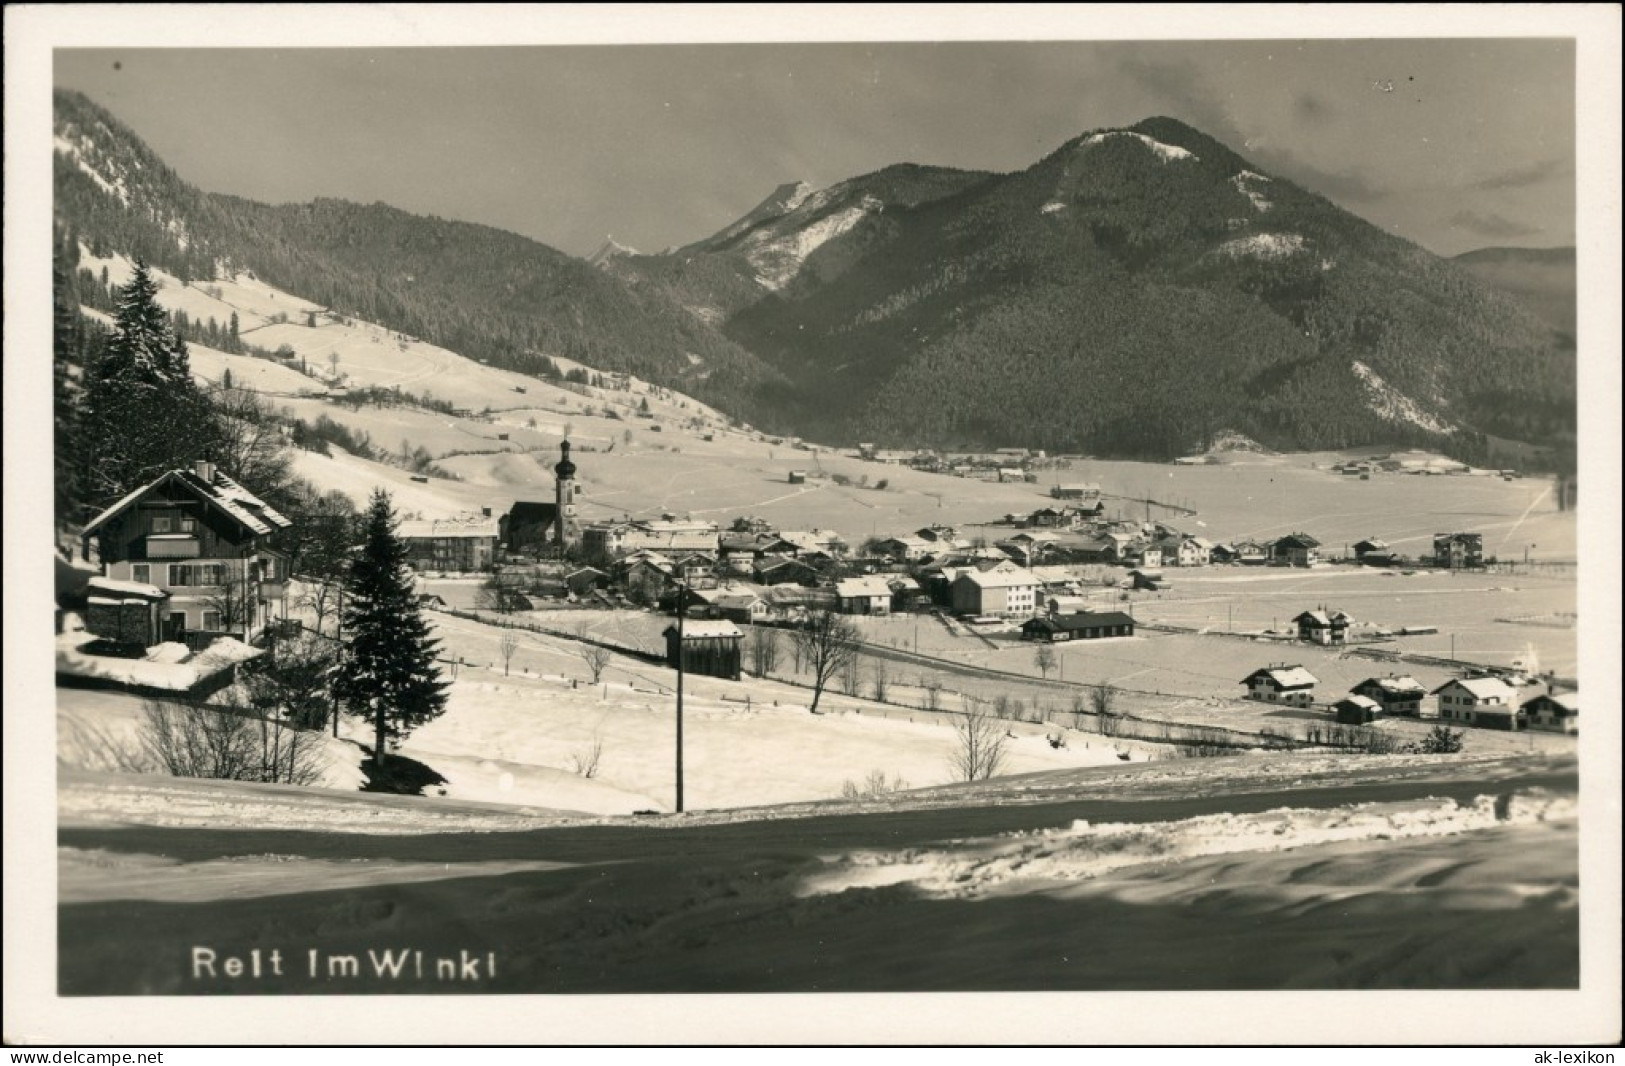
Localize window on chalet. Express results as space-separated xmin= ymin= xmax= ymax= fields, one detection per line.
xmin=202 ymin=610 xmax=223 ymax=632
xmin=131 ymin=564 xmax=150 ymax=584
xmin=169 ymin=563 xmax=227 ymax=587
xmin=180 ymin=516 xmax=197 ymax=533
xmin=152 ymin=515 xmax=173 ymax=534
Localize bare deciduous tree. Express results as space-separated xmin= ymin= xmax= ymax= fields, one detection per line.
xmin=569 ymin=733 xmax=604 ymax=778
xmin=1091 ymin=682 xmax=1120 ymax=736
xmin=748 ymin=625 xmax=780 ymax=678
xmin=499 ymin=630 xmax=520 ymax=676
xmin=1033 ymin=644 xmax=1057 ymax=680
xmin=579 ymin=643 xmax=612 ymax=685
xmin=139 ymin=696 xmax=324 ymax=786
xmin=923 ymin=675 xmax=943 ymax=712
xmin=949 ymin=701 xmax=1008 ymax=782
xmin=870 ymin=658 xmax=889 ymax=702
xmin=792 ymin=609 xmax=861 ymax=714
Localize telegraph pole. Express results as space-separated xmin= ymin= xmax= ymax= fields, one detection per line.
xmin=674 ymin=579 xmax=686 ymax=813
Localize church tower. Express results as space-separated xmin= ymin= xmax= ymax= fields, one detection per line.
xmin=554 ymin=439 xmax=579 ymax=550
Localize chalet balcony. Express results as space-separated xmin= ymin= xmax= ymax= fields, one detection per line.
xmin=145 ymin=534 xmax=200 ymax=558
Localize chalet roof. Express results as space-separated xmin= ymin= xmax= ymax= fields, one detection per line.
xmin=1353 ymin=538 xmax=1390 ymax=551
xmin=1432 ymin=677 xmax=1517 ymax=700
xmin=1294 ymin=609 xmax=1353 ymax=626
xmin=83 ymin=466 xmax=293 ymax=539
xmin=1274 ymin=533 xmax=1322 ymax=550
xmin=1528 ymin=692 xmax=1579 ymax=712
xmin=1355 ymin=675 xmax=1427 ymax=696
xmin=1335 ymin=695 xmax=1383 ymax=712
xmin=1241 ymin=665 xmax=1319 ymax=689
xmin=664 ymin=620 xmax=742 ymax=639
xmin=836 ymin=576 xmax=895 ymax=598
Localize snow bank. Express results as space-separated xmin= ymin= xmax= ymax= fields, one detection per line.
xmin=801 ymin=790 xmax=1576 ymax=899
xmin=1231 ymin=170 xmax=1273 ymax=212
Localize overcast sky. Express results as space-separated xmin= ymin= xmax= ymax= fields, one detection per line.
xmin=53 ymin=37 xmax=1574 ymax=258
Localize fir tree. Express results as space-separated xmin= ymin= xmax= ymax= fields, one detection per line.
xmin=333 ymin=489 xmax=449 ymax=765
xmin=53 ymin=263 xmax=87 ymax=531
xmin=82 ymin=260 xmax=217 ymax=504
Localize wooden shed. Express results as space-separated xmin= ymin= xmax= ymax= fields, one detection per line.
xmin=663 ymin=619 xmax=743 ymax=681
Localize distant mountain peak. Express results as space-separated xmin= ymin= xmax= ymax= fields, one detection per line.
xmin=587 ymin=236 xmax=641 ymax=267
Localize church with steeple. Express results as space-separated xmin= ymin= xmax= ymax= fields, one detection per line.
xmin=553 ymin=438 xmax=579 ymax=550
xmin=500 ymin=440 xmax=581 ymax=556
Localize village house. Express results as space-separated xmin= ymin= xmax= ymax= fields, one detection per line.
xmin=1351 ymin=675 xmax=1428 ymax=717
xmin=1352 ymin=538 xmax=1391 ymax=564
xmin=1231 ymin=539 xmax=1272 ymax=566
xmin=835 ymin=575 xmax=894 ymax=616
xmin=1051 ymin=483 xmax=1102 ymax=500
xmin=1433 ymin=532 xmax=1485 ymax=569
xmin=1020 ymin=610 xmax=1135 ymax=642
xmin=1522 ymin=691 xmax=1578 ymax=734
xmin=753 ymin=556 xmax=821 ymax=587
xmin=950 ymin=566 xmax=1041 ymax=619
xmin=778 ymin=529 xmax=847 ymax=557
xmin=563 ymin=566 xmax=609 ymax=597
xmin=1271 ymin=533 xmax=1322 ymax=568
xmin=1152 ymin=533 xmax=1211 ymax=567
xmin=663 ymin=619 xmax=742 ymax=681
xmin=997 ymin=531 xmax=1061 ymax=565
xmin=669 ymin=551 xmax=719 ymax=589
xmin=874 ymin=534 xmax=935 ymax=562
xmin=1128 ymin=541 xmax=1165 ymax=569
xmin=1432 ymin=677 xmax=1524 ymax=729
xmin=1240 ymin=664 xmax=1320 ymax=707
xmin=1294 ymin=608 xmax=1354 ymax=646
xmin=583 ymin=516 xmax=720 ymax=558
xmin=78 ymin=460 xmax=293 ymax=648
xmin=1333 ymin=694 xmax=1383 ymax=725
xmin=399 ymin=513 xmax=501 ymax=573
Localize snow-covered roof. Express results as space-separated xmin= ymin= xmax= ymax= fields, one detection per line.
xmin=1356 ymin=676 xmax=1427 ymax=696
xmin=836 ymin=576 xmax=894 ymax=598
xmin=957 ymin=567 xmax=1040 ymax=589
xmin=398 ymin=515 xmax=501 ymax=539
xmin=82 ymin=465 xmax=291 ymax=539
xmin=1530 ymin=692 xmax=1579 ymax=712
xmin=1336 ymin=695 xmax=1383 ymax=712
xmin=666 ymin=619 xmax=742 ymax=639
xmin=1433 ymin=677 xmax=1517 ymax=700
xmin=87 ymin=576 xmax=168 ymax=600
xmin=1244 ymin=665 xmax=1319 ymax=689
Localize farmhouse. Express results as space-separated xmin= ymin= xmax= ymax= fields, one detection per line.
xmin=1351 ymin=675 xmax=1428 ymax=717
xmin=79 ymin=460 xmax=292 ymax=647
xmin=1051 ymin=483 xmax=1102 ymax=500
xmin=1522 ymin=691 xmax=1578 ymax=734
xmin=1271 ymin=533 xmax=1321 ymax=568
xmin=1240 ymin=664 xmax=1319 ymax=707
xmin=835 ymin=575 xmax=894 ymax=616
xmin=1294 ymin=608 xmax=1354 ymax=646
xmin=663 ymin=619 xmax=742 ymax=681
xmin=1153 ymin=534 xmax=1211 ymax=567
xmin=753 ymin=557 xmax=821 ymax=587
xmin=1433 ymin=532 xmax=1485 ymax=569
xmin=1432 ymin=677 xmax=1523 ymax=730
xmin=1020 ymin=611 xmax=1135 ymax=642
xmin=874 ymin=534 xmax=934 ymax=562
xmin=1333 ymin=694 xmax=1383 ymax=725
xmin=950 ymin=567 xmax=1041 ymax=618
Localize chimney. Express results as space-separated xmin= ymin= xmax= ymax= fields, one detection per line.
xmin=194 ymin=460 xmax=216 ymax=482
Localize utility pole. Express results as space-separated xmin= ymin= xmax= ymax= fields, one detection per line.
xmin=674 ymin=579 xmax=686 ymax=814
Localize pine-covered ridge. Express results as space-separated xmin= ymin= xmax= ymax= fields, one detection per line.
xmin=615 ymin=118 xmax=1575 ymax=466
xmin=52 ymin=89 xmax=793 ymax=430
xmin=54 ymin=90 xmax=1574 ymax=468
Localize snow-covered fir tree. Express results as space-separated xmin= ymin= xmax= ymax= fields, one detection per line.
xmin=333 ymin=489 xmax=450 ymax=765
